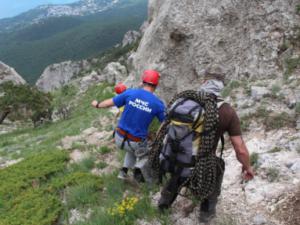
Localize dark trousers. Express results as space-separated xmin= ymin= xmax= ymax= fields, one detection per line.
xmin=158 ymin=158 xmax=225 ymax=213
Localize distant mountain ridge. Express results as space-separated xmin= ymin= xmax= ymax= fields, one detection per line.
xmin=0 ymin=0 xmax=121 ymax=33
xmin=0 ymin=0 xmax=147 ymax=84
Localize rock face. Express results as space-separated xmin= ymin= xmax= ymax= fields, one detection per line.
xmin=103 ymin=62 xmax=128 ymax=84
xmin=132 ymin=0 xmax=300 ymax=100
xmin=0 ymin=61 xmax=26 ymax=85
xmin=36 ymin=60 xmax=91 ymax=92
xmin=122 ymin=30 xmax=141 ymax=47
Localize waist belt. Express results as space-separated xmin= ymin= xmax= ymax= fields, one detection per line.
xmin=116 ymin=128 xmax=142 ymax=142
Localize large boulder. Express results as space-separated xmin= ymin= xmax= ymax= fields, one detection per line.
xmin=103 ymin=62 xmax=127 ymax=84
xmin=0 ymin=61 xmax=26 ymax=85
xmin=131 ymin=0 xmax=300 ymax=100
xmin=36 ymin=60 xmax=91 ymax=92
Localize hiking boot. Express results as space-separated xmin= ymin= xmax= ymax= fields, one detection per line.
xmin=199 ymin=210 xmax=216 ymax=223
xmin=133 ymin=168 xmax=145 ymax=183
xmin=117 ymin=168 xmax=128 ymax=180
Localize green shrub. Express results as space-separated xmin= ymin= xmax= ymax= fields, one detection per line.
xmin=1 ymin=189 xmax=62 ymax=225
xmin=99 ymin=146 xmax=112 ymax=154
xmin=265 ymin=112 xmax=295 ymax=130
xmin=268 ymin=147 xmax=282 ymax=153
xmin=222 ymin=80 xmax=240 ymax=97
xmin=70 ymin=157 xmax=96 ymax=172
xmin=96 ymin=161 xmax=108 ymax=169
xmin=295 ymin=103 xmax=300 ymax=116
xmin=240 ymin=114 xmax=252 ymax=132
xmin=0 ymin=150 xmax=104 ymax=225
xmin=266 ymin=167 xmax=280 ymax=182
xmin=284 ymin=57 xmax=300 ymax=79
xmin=66 ymin=182 xmax=101 ymax=209
xmin=250 ymin=152 xmax=259 ymax=169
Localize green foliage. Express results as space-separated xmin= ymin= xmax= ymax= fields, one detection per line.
xmin=70 ymin=156 xmax=96 ymax=172
xmin=250 ymin=152 xmax=259 ymax=169
xmin=270 ymin=85 xmax=281 ymax=98
xmin=0 ymin=150 xmax=104 ymax=225
xmin=96 ymin=161 xmax=108 ymax=169
xmin=0 ymin=0 xmax=147 ymax=84
xmin=98 ymin=146 xmax=112 ymax=154
xmin=66 ymin=182 xmax=101 ymax=209
xmin=222 ymin=80 xmax=240 ymax=98
xmin=284 ymin=57 xmax=300 ymax=79
xmin=265 ymin=112 xmax=295 ymax=131
xmin=0 ymin=82 xmax=52 ymax=124
xmin=297 ymin=5 xmax=300 ymax=14
xmin=1 ymin=189 xmax=62 ymax=225
xmin=215 ymin=214 xmax=237 ymax=225
xmin=295 ymin=102 xmax=300 ymax=116
xmin=92 ymin=39 xmax=141 ymax=71
xmin=0 ymin=83 xmax=114 ymax=158
xmin=266 ymin=167 xmax=280 ymax=182
xmin=240 ymin=114 xmax=252 ymax=132
xmin=0 ymin=150 xmax=68 ymax=202
xmin=268 ymin=147 xmax=282 ymax=153
xmin=52 ymin=84 xmax=78 ymax=119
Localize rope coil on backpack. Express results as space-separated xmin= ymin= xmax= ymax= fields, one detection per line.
xmin=148 ymin=90 xmax=219 ymax=201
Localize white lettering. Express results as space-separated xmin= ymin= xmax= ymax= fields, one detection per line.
xmin=129 ymin=100 xmax=152 ymax=113
xmin=135 ymin=98 xmax=149 ymax=107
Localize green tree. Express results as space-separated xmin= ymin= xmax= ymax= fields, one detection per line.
xmin=0 ymin=82 xmax=52 ymax=125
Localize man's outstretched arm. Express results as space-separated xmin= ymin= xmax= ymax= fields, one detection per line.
xmin=91 ymin=99 xmax=114 ymax=108
xmin=230 ymin=135 xmax=255 ymax=180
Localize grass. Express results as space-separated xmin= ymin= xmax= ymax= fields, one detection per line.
xmin=74 ymin=173 xmax=167 ymax=225
xmin=0 ymin=83 xmax=114 ymax=159
xmin=284 ymin=57 xmax=300 ymax=80
xmin=266 ymin=167 xmax=280 ymax=182
xmin=70 ymin=156 xmax=96 ymax=172
xmin=0 ymin=82 xmax=173 ymax=225
xmin=0 ymin=150 xmax=103 ymax=225
xmin=96 ymin=161 xmax=108 ymax=169
xmin=215 ymin=214 xmax=237 ymax=225
xmin=265 ymin=112 xmax=296 ymax=131
xmin=98 ymin=146 xmax=112 ymax=154
xmin=222 ymin=80 xmax=240 ymax=98
xmin=268 ymin=147 xmax=282 ymax=153
xmin=295 ymin=103 xmax=300 ymax=116
xmin=250 ymin=152 xmax=259 ymax=169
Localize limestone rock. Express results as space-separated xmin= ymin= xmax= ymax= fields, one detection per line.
xmin=251 ymin=86 xmax=270 ymax=100
xmin=36 ymin=60 xmax=91 ymax=92
xmin=0 ymin=61 xmax=26 ymax=85
xmin=122 ymin=30 xmax=141 ymax=47
xmin=103 ymin=62 xmax=127 ymax=84
xmin=130 ymin=0 xmax=300 ymax=100
xmin=253 ymin=214 xmax=267 ymax=225
xmin=79 ymin=72 xmax=104 ymax=92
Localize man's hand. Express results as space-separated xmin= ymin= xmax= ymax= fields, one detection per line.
xmin=242 ymin=166 xmax=255 ymax=181
xmin=91 ymin=100 xmax=98 ymax=108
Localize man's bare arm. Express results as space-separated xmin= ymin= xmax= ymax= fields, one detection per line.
xmin=230 ymin=135 xmax=255 ymax=180
xmin=91 ymin=99 xmax=114 ymax=108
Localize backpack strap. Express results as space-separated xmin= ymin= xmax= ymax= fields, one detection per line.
xmin=220 ymin=135 xmax=225 ymax=158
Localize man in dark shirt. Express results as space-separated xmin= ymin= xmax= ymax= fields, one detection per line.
xmin=158 ymin=64 xmax=254 ymax=223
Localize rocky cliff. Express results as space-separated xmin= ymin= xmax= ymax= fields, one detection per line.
xmin=36 ymin=60 xmax=92 ymax=92
xmin=0 ymin=61 xmax=26 ymax=85
xmin=131 ymin=0 xmax=300 ymax=100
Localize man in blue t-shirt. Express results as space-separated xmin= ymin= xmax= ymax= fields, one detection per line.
xmin=91 ymin=70 xmax=165 ymax=182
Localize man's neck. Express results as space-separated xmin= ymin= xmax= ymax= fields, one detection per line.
xmin=143 ymin=86 xmax=154 ymax=93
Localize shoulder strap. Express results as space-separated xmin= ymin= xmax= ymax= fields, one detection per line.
xmin=220 ymin=135 xmax=225 ymax=158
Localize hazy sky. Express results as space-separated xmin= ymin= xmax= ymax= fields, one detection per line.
xmin=0 ymin=0 xmax=79 ymax=19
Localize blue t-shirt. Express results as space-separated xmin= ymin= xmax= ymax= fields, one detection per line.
xmin=113 ymin=88 xmax=165 ymax=139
